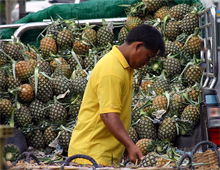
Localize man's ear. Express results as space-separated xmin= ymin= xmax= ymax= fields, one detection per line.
xmin=134 ymin=42 xmax=144 ymax=51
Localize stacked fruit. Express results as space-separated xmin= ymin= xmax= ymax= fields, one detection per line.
xmin=0 ymin=0 xmax=204 ymax=167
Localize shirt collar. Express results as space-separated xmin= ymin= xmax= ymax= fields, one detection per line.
xmin=110 ymin=45 xmax=130 ymax=69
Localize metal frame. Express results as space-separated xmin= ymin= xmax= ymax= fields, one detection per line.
xmin=199 ymin=5 xmax=218 ymax=89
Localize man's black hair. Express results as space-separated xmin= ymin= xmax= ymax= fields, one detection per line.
xmin=125 ymin=24 xmax=165 ymax=56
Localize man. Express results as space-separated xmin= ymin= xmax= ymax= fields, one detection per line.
xmin=68 ymin=24 xmax=165 ymax=166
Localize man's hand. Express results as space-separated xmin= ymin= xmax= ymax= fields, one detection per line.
xmin=100 ymin=112 xmax=144 ymax=164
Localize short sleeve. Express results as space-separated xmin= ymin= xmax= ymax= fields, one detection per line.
xmin=97 ymin=74 xmax=123 ymax=114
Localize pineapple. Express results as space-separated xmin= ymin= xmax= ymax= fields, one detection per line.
xmin=181 ymin=13 xmax=199 ymax=35
xmin=18 ymin=84 xmax=35 ymax=103
xmin=183 ymin=65 xmax=202 ymax=86
xmin=97 ymin=24 xmax=114 ymax=47
xmin=72 ymin=77 xmax=88 ymax=95
xmin=14 ymin=105 xmax=32 ymax=127
xmin=66 ymin=54 xmax=84 ymax=71
xmin=156 ymin=155 xmax=170 ymax=167
xmin=126 ymin=16 xmax=143 ymax=31
xmin=183 ymin=35 xmax=201 ymax=56
xmin=118 ymin=26 xmax=129 ymax=45
xmin=170 ymin=82 xmax=185 ymax=91
xmin=24 ymin=48 xmax=37 ymax=60
xmin=152 ymin=78 xmax=170 ymax=95
xmin=82 ymin=27 xmax=97 ymax=47
xmin=15 ymin=60 xmax=34 ymax=82
xmin=143 ymin=0 xmax=164 ymax=12
xmin=154 ymin=6 xmax=170 ymax=20
xmin=38 ymin=60 xmax=52 ymax=76
xmin=186 ymin=87 xmax=199 ymax=102
xmin=0 ymin=70 xmax=7 ymax=92
xmin=40 ymin=36 xmax=57 ymax=58
xmin=136 ymin=138 xmax=152 ymax=155
xmin=139 ymin=152 xmax=158 ymax=167
xmin=6 ymin=75 xmax=22 ymax=91
xmin=132 ymin=100 xmax=151 ymax=123
xmin=169 ymin=4 xmax=190 ymax=20
xmin=58 ymin=129 xmax=72 ymax=152
xmin=29 ymin=100 xmax=48 ymax=123
xmin=48 ymin=103 xmax=68 ymax=122
xmin=163 ymin=57 xmax=181 ymax=77
xmin=52 ymin=64 xmax=72 ymax=79
xmin=129 ymin=126 xmax=139 ymax=144
xmin=84 ymin=52 xmax=97 ymax=71
xmin=4 ymin=144 xmax=21 ymax=162
xmin=52 ymin=75 xmax=73 ymax=96
xmin=50 ymin=57 xmax=68 ymax=71
xmin=170 ymin=93 xmax=187 ymax=115
xmin=152 ymin=95 xmax=167 ymax=111
xmin=73 ymin=39 xmax=90 ymax=55
xmin=164 ymin=40 xmax=180 ymax=57
xmin=68 ymin=97 xmax=82 ymax=119
xmin=158 ymin=117 xmax=177 ymax=142
xmin=136 ymin=116 xmax=157 ymax=140
xmin=181 ymin=104 xmax=200 ymax=126
xmin=44 ymin=126 xmax=58 ymax=146
xmin=0 ymin=99 xmax=14 ymax=122
xmin=56 ymin=29 xmax=74 ymax=49
xmin=26 ymin=129 xmax=45 ymax=149
xmin=141 ymin=80 xmax=153 ymax=94
xmin=0 ymin=42 xmax=7 ymax=66
xmin=165 ymin=20 xmax=181 ymax=41
xmin=31 ymin=73 xmax=53 ymax=103
xmin=5 ymin=42 xmax=23 ymax=61
xmin=46 ymin=21 xmax=63 ymax=41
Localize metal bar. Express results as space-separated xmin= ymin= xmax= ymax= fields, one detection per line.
xmin=198 ymin=6 xmax=212 ymax=16
xmin=11 ymin=17 xmax=127 ymax=38
xmin=0 ymin=23 xmax=25 ymax=30
xmin=199 ymin=23 xmax=212 ymax=30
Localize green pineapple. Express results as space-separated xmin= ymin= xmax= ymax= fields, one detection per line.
xmin=154 ymin=6 xmax=170 ymax=20
xmin=50 ymin=57 xmax=68 ymax=72
xmin=97 ymin=23 xmax=114 ymax=47
xmin=129 ymin=126 xmax=139 ymax=145
xmin=29 ymin=100 xmax=48 ymax=123
xmin=152 ymin=78 xmax=170 ymax=95
xmin=84 ymin=51 xmax=98 ymax=71
xmin=164 ymin=40 xmax=180 ymax=57
xmin=72 ymin=77 xmax=88 ymax=95
xmin=143 ymin=0 xmax=164 ymax=12
xmin=181 ymin=12 xmax=199 ymax=35
xmin=170 ymin=82 xmax=185 ymax=91
xmin=136 ymin=116 xmax=157 ymax=140
xmin=82 ymin=27 xmax=97 ymax=46
xmin=48 ymin=103 xmax=68 ymax=122
xmin=38 ymin=60 xmax=52 ymax=76
xmin=126 ymin=16 xmax=143 ymax=31
xmin=170 ymin=93 xmax=187 ymax=115
xmin=165 ymin=20 xmax=181 ymax=41
xmin=186 ymin=87 xmax=199 ymax=102
xmin=52 ymin=75 xmax=73 ymax=96
xmin=66 ymin=54 xmax=84 ymax=71
xmin=183 ymin=65 xmax=202 ymax=86
xmin=56 ymin=29 xmax=74 ymax=49
xmin=26 ymin=129 xmax=45 ymax=149
xmin=0 ymin=41 xmax=7 ymax=66
xmin=4 ymin=144 xmax=21 ymax=162
xmin=58 ymin=129 xmax=72 ymax=152
xmin=169 ymin=4 xmax=190 ymax=20
xmin=118 ymin=26 xmax=129 ymax=45
xmin=152 ymin=95 xmax=167 ymax=111
xmin=163 ymin=57 xmax=181 ymax=77
xmin=139 ymin=152 xmax=158 ymax=167
xmin=183 ymin=35 xmax=201 ymax=56
xmin=31 ymin=73 xmax=53 ymax=103
xmin=181 ymin=104 xmax=200 ymax=126
xmin=40 ymin=36 xmax=57 ymax=58
xmin=5 ymin=41 xmax=23 ymax=61
xmin=6 ymin=75 xmax=22 ymax=91
xmin=136 ymin=138 xmax=152 ymax=155
xmin=158 ymin=117 xmax=177 ymax=142
xmin=132 ymin=100 xmax=151 ymax=123
xmin=44 ymin=126 xmax=58 ymax=146
xmin=14 ymin=105 xmax=32 ymax=127
xmin=68 ymin=97 xmax=82 ymax=119
xmin=46 ymin=21 xmax=63 ymax=41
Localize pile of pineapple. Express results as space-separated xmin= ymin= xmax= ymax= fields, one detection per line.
xmin=0 ymin=0 xmax=204 ymax=167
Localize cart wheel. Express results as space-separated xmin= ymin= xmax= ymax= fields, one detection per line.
xmin=61 ymin=154 xmax=101 ymax=170
xmin=177 ymin=153 xmax=192 ymax=170
xmin=191 ymin=141 xmax=220 ymax=168
xmin=12 ymin=151 xmax=40 ymax=166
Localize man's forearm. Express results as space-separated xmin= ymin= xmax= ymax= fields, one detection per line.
xmin=100 ymin=112 xmax=135 ymax=149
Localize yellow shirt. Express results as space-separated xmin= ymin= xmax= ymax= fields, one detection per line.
xmin=68 ymin=45 xmax=134 ymax=166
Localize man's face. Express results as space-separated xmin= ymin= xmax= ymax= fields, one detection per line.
xmin=130 ymin=45 xmax=158 ymax=69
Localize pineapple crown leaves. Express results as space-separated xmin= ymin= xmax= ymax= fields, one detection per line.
xmin=147 ymin=139 xmax=173 ymax=154
xmin=9 ymin=107 xmax=15 ymax=127
xmin=60 ymin=124 xmax=73 ymax=133
xmin=119 ymin=2 xmax=146 ymax=18
xmin=71 ymin=49 xmax=83 ymax=70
